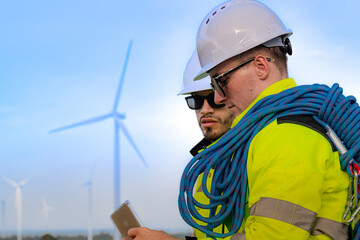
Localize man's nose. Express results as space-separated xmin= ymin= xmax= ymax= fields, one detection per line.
xmin=201 ymin=99 xmax=214 ymax=114
xmin=214 ymin=90 xmax=227 ymax=105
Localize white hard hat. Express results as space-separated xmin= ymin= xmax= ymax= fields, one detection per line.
xmin=195 ymin=0 xmax=292 ymax=80
xmin=178 ymin=50 xmax=212 ymax=95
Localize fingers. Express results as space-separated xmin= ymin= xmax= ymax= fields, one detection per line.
xmin=126 ymin=227 xmax=177 ymax=240
xmin=127 ymin=227 xmax=149 ymax=239
xmin=127 ymin=227 xmax=140 ymax=238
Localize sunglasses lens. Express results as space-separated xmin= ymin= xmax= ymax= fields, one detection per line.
xmin=185 ymin=97 xmax=195 ymax=109
xmin=211 ymin=78 xmax=225 ymax=98
xmin=206 ymin=92 xmax=225 ymax=109
xmin=186 ymin=92 xmax=224 ymax=110
xmin=186 ymin=96 xmax=203 ymax=110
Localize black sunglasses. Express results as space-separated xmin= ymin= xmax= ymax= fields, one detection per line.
xmin=211 ymin=57 xmax=273 ymax=98
xmin=185 ymin=92 xmax=225 ymax=110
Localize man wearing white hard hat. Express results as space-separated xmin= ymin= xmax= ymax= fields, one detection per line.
xmin=178 ymin=0 xmax=352 ymax=240
xmin=179 ymin=50 xmax=234 ymax=146
xmin=125 ymin=51 xmax=234 ymax=240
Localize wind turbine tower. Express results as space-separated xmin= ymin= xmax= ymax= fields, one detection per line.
xmin=41 ymin=198 xmax=53 ymax=230
xmin=50 ymin=41 xmax=148 ymax=240
xmin=84 ymin=180 xmax=93 ymax=240
xmin=1 ymin=200 xmax=5 ymax=239
xmin=3 ymin=177 xmax=28 ymax=240
xmin=84 ymin=162 xmax=96 ymax=240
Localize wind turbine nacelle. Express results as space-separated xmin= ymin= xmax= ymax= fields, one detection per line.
xmin=115 ymin=113 xmax=126 ymax=120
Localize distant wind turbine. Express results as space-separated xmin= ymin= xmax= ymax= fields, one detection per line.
xmin=41 ymin=198 xmax=53 ymax=229
xmin=84 ymin=162 xmax=96 ymax=240
xmin=3 ymin=177 xmax=28 ymax=240
xmin=1 ymin=200 xmax=5 ymax=239
xmin=49 ymin=41 xmax=147 ymax=240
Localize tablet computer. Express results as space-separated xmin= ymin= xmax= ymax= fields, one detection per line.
xmin=111 ymin=201 xmax=143 ymax=240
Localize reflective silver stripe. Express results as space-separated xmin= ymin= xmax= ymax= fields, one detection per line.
xmin=311 ymin=217 xmax=349 ymax=240
xmin=196 ymin=184 xmax=203 ymax=193
xmin=249 ymin=197 xmax=317 ymax=232
xmin=230 ymin=233 xmax=246 ymax=240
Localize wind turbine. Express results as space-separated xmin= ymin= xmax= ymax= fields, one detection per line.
xmin=49 ymin=41 xmax=147 ymax=240
xmin=84 ymin=162 xmax=96 ymax=240
xmin=3 ymin=177 xmax=28 ymax=240
xmin=1 ymin=200 xmax=5 ymax=239
xmin=41 ymin=198 xmax=52 ymax=229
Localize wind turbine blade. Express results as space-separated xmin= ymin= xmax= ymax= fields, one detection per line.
xmin=112 ymin=40 xmax=133 ymax=112
xmin=49 ymin=113 xmax=112 ymax=134
xmin=118 ymin=122 xmax=148 ymax=167
xmin=19 ymin=178 xmax=28 ymax=187
xmin=41 ymin=198 xmax=52 ymax=213
xmin=3 ymin=177 xmax=18 ymax=188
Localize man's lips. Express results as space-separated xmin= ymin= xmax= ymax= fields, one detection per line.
xmin=201 ymin=117 xmax=218 ymax=128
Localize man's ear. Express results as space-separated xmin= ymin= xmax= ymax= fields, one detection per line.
xmin=254 ymin=56 xmax=270 ymax=80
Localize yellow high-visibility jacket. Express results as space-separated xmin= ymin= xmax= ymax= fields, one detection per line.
xmin=192 ymin=78 xmax=350 ymax=240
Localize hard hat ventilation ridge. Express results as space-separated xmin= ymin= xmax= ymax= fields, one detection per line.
xmin=205 ymin=5 xmax=226 ymax=25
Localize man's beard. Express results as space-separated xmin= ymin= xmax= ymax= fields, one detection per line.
xmin=201 ymin=113 xmax=234 ymax=141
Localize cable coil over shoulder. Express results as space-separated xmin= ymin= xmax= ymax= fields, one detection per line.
xmin=178 ymin=83 xmax=360 ymax=238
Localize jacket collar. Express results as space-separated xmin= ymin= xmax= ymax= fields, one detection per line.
xmin=231 ymin=78 xmax=297 ymax=128
xmin=190 ymin=138 xmax=213 ymax=157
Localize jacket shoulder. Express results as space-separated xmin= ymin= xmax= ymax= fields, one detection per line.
xmin=277 ymin=115 xmax=336 ymax=152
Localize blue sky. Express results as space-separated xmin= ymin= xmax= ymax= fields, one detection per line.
xmin=1 ymin=0 xmax=360 ymax=235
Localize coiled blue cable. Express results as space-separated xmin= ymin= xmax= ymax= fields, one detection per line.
xmin=178 ymin=83 xmax=360 ymax=238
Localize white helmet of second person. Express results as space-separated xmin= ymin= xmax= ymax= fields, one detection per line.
xmin=178 ymin=50 xmax=212 ymax=95
xmin=195 ymin=0 xmax=292 ymax=80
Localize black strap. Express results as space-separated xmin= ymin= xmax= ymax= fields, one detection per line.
xmin=190 ymin=138 xmax=212 ymax=156
xmin=185 ymin=236 xmax=197 ymax=240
